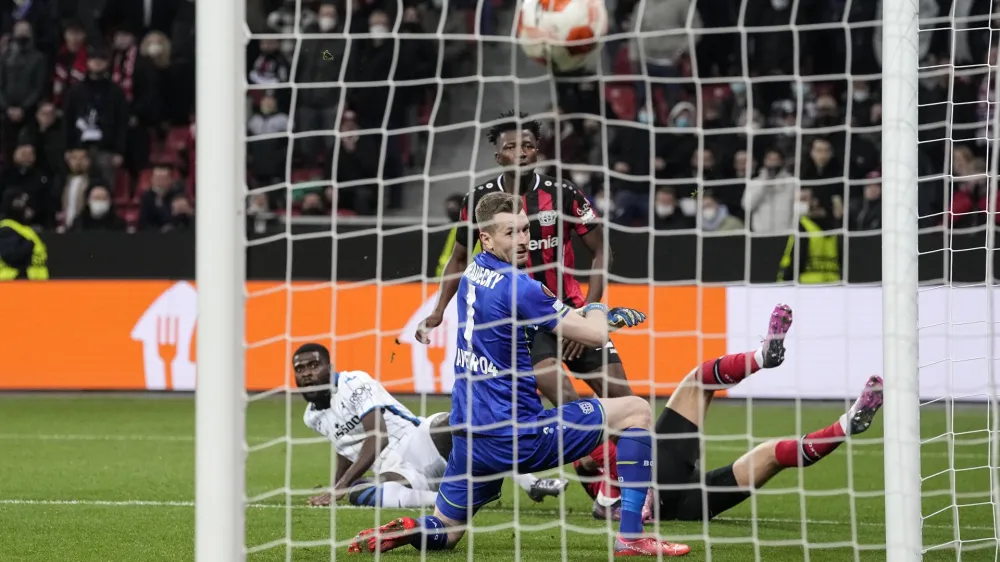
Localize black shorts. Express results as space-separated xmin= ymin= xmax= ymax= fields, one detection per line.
xmin=530 ymin=328 xmax=623 ymax=374
xmin=653 ymin=408 xmax=751 ymax=522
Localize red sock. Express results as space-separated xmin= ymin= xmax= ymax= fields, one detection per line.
xmin=589 ymin=440 xmax=617 ymax=473
xmin=774 ymin=421 xmax=846 ymax=468
xmin=699 ymin=351 xmax=760 ymax=387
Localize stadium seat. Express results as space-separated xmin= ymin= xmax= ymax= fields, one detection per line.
xmin=291 ymin=168 xmax=322 ymax=184
xmin=605 ymin=84 xmax=636 ymax=121
xmin=113 ymin=169 xmax=132 ymax=206
xmin=612 ymin=46 xmax=632 ymax=76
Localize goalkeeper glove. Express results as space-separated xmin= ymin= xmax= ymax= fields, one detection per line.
xmin=607 ymin=307 xmax=646 ymax=329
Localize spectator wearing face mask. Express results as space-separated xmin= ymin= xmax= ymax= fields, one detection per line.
xmin=742 ymin=147 xmax=797 ymax=234
xmin=1 ymin=20 xmax=47 ymax=159
xmin=73 ymin=182 xmax=127 ymax=231
xmin=652 ymin=187 xmax=693 ymax=230
xmin=295 ymin=0 xmax=346 ymax=166
xmin=698 ymin=189 xmax=744 ymax=232
xmin=658 ymin=102 xmax=699 ymax=177
xmin=777 ymin=187 xmax=842 ymax=283
xmin=62 ymin=47 xmax=129 ymax=183
xmin=0 ymin=188 xmax=48 ymax=280
xmin=345 ymin=9 xmax=409 ymax=130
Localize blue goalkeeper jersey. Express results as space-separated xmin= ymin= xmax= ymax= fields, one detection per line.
xmin=451 ymin=251 xmax=571 ymax=436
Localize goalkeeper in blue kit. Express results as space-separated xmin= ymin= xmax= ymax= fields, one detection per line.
xmin=348 ymin=192 xmax=690 ymax=557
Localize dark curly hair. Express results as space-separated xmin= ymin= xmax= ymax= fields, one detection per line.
xmin=486 ymin=110 xmax=542 ymax=146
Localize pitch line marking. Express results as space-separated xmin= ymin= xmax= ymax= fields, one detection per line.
xmin=0 ymin=433 xmax=985 ymax=459
xmin=0 ymin=498 xmax=993 ymax=533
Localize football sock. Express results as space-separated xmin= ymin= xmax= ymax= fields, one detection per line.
xmin=774 ymin=421 xmax=847 ymax=468
xmin=589 ymin=440 xmax=617 ymax=474
xmin=616 ymin=428 xmax=653 ymax=536
xmin=513 ymin=473 xmax=539 ymax=492
xmin=415 ymin=515 xmax=449 ymax=551
xmin=375 ymin=481 xmax=438 ymax=508
xmin=572 ymin=460 xmax=602 ymax=499
xmin=699 ymin=351 xmax=762 ymax=388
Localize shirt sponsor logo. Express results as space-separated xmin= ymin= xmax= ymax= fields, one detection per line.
xmin=527 ymin=235 xmax=559 ymax=251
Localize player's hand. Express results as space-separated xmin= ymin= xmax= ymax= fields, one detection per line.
xmin=562 ymin=339 xmax=588 ymax=361
xmin=307 ymin=491 xmax=332 ymax=506
xmin=415 ymin=312 xmax=444 ymax=345
xmin=607 ymin=307 xmax=646 ymax=330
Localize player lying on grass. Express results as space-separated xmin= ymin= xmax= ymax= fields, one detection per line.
xmin=349 ymin=191 xmax=689 ymax=557
xmin=416 ymin=111 xmax=634 ymax=512
xmin=587 ymin=304 xmax=885 ymax=524
xmin=293 ymin=343 xmax=569 ymax=508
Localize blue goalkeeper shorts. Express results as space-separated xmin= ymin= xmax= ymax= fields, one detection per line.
xmin=435 ymin=398 xmax=605 ymax=521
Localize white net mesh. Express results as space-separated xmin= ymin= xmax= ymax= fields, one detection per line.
xmin=235 ymin=0 xmax=1000 ymax=559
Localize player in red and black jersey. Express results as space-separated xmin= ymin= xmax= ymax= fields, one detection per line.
xmin=414 ymin=111 xmax=632 ymax=517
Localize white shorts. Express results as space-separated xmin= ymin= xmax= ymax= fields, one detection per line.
xmin=376 ymin=412 xmax=448 ymax=492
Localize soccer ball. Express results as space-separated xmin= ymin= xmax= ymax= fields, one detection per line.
xmin=517 ymin=0 xmax=608 ymax=73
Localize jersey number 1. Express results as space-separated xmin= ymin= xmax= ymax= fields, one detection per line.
xmin=463 ymin=284 xmax=477 ymax=346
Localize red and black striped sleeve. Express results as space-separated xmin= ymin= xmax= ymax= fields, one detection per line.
xmin=454 ymin=192 xmax=478 ymax=249
xmin=565 ymin=183 xmax=599 ymax=237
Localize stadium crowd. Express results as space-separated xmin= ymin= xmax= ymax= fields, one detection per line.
xmin=0 ymin=0 xmax=996 ymax=235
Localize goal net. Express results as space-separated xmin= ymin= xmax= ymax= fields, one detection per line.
xmin=206 ymin=0 xmax=1000 ymax=559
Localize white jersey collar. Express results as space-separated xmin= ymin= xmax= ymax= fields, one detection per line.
xmin=497 ymin=173 xmax=540 ymax=192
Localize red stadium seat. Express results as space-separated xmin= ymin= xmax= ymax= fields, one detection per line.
xmin=613 ymin=47 xmax=632 ymax=76
xmin=113 ymin=169 xmax=132 ymax=206
xmin=291 ymin=168 xmax=322 ymax=184
xmin=121 ymin=204 xmax=140 ymax=227
xmin=605 ymin=84 xmax=636 ymax=121
xmin=167 ymin=126 xmax=192 ymax=153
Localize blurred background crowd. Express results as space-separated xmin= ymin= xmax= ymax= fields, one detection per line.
xmin=0 ymin=0 xmax=997 ymax=236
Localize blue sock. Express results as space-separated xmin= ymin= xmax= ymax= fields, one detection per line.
xmin=347 ymin=484 xmax=382 ymax=507
xmin=616 ymin=428 xmax=652 ymax=536
xmin=415 ymin=515 xmax=448 ymax=551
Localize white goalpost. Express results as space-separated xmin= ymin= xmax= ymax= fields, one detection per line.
xmin=880 ymin=0 xmax=922 ymax=559
xmin=190 ymin=0 xmax=1000 ymax=559
xmin=194 ymin=0 xmax=246 ymax=559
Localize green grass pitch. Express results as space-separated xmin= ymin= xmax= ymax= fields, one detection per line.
xmin=0 ymin=394 xmax=996 ymax=561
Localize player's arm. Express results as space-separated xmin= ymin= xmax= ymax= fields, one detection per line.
xmin=556 ymin=305 xmax=610 ymax=349
xmin=579 ymin=226 xmax=609 ymax=304
xmin=516 ymin=279 xmax=608 ymax=348
xmin=331 ymin=409 xmax=389 ymax=494
xmin=333 ymin=453 xmax=353 ymax=485
xmin=569 ymin=186 xmax=609 ymax=305
xmin=416 ymin=195 xmax=472 ymax=343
